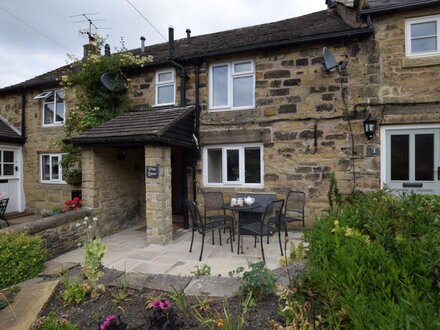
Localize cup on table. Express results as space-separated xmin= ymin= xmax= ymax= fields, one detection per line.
xmin=237 ymin=198 xmax=244 ymax=207
xmin=230 ymin=198 xmax=237 ymax=207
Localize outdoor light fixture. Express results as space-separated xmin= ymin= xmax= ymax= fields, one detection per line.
xmin=363 ymin=113 xmax=377 ymax=140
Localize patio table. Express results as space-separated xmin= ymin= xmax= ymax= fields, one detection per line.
xmin=222 ymin=202 xmax=262 ymax=254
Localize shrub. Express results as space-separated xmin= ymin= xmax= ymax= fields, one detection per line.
xmin=0 ymin=233 xmax=46 ymax=289
xmin=38 ymin=312 xmax=77 ymax=330
xmin=306 ymin=191 xmax=440 ymax=329
xmin=239 ymin=261 xmax=276 ymax=300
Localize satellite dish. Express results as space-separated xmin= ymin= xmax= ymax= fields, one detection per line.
xmin=323 ymin=47 xmax=338 ymax=71
xmin=101 ymin=72 xmax=127 ymax=92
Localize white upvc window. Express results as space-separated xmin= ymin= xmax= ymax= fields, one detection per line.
xmin=34 ymin=90 xmax=65 ymax=127
xmin=405 ymin=15 xmax=440 ymax=57
xmin=209 ymin=60 xmax=255 ymax=111
xmin=155 ymin=69 xmax=175 ymax=106
xmin=40 ymin=154 xmax=65 ymax=183
xmin=203 ymin=144 xmax=264 ymax=187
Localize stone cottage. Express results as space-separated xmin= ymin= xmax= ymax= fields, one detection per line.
xmin=0 ymin=0 xmax=438 ymax=244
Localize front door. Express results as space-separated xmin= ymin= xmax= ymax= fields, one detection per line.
xmin=384 ymin=128 xmax=440 ymax=195
xmin=0 ymin=146 xmax=23 ymax=212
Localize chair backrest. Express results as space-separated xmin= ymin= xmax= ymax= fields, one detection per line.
xmin=203 ymin=192 xmax=225 ymax=212
xmin=284 ymin=191 xmax=305 ymax=217
xmin=186 ymin=200 xmax=204 ymax=232
xmin=0 ymin=198 xmax=9 ymax=219
xmin=262 ymin=199 xmax=285 ymax=225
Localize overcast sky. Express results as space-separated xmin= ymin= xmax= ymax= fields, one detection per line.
xmin=0 ymin=1 xmax=326 ymax=88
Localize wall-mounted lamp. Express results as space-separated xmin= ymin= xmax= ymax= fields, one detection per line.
xmin=116 ymin=148 xmax=127 ymax=161
xmin=363 ymin=114 xmax=377 ymax=140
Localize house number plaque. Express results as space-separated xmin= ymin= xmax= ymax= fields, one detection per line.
xmin=146 ymin=166 xmax=159 ymax=179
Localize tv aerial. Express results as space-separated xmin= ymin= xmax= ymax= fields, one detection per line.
xmin=71 ymin=13 xmax=112 ymax=40
xmin=323 ymin=47 xmax=348 ymax=72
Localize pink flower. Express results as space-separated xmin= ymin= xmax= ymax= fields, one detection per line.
xmin=159 ymin=300 xmax=171 ymax=310
xmin=100 ymin=315 xmax=117 ymax=330
xmin=151 ymin=300 xmax=161 ymax=309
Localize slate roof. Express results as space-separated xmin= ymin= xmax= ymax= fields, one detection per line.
xmin=362 ymin=0 xmax=440 ymax=15
xmin=70 ymin=106 xmax=195 ymax=147
xmin=0 ymin=119 xmax=22 ymax=143
xmin=0 ymin=9 xmax=372 ymax=94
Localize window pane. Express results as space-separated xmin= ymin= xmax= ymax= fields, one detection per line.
xmin=158 ymin=72 xmax=172 ymax=82
xmin=212 ymin=65 xmax=228 ymax=107
xmin=411 ymin=21 xmax=436 ymax=38
xmin=391 ymin=135 xmax=409 ymax=180
xmin=415 ymin=134 xmax=434 ymax=181
xmin=412 ymin=37 xmax=437 ymax=53
xmin=42 ymin=156 xmax=50 ymax=181
xmin=226 ymin=149 xmax=239 ymax=182
xmin=3 ymin=164 xmax=13 ymax=176
xmin=157 ymin=85 xmax=174 ymax=104
xmin=234 ymin=62 xmax=252 ymax=73
xmin=44 ymin=103 xmax=54 ymax=124
xmin=233 ymin=76 xmax=253 ymax=107
xmin=207 ymin=149 xmax=222 ymax=183
xmin=245 ymin=147 xmax=261 ymax=183
xmin=3 ymin=151 xmax=13 ymax=163
xmin=51 ymin=156 xmax=59 ymax=180
xmin=56 ymin=91 xmax=64 ymax=122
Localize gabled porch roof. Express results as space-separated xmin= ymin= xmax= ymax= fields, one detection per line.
xmin=0 ymin=119 xmax=22 ymax=144
xmin=70 ymin=106 xmax=195 ymax=147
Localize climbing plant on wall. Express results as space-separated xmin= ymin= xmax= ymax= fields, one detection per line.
xmin=59 ymin=36 xmax=152 ymax=185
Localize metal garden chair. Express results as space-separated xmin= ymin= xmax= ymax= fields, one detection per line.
xmin=0 ymin=198 xmax=9 ymax=227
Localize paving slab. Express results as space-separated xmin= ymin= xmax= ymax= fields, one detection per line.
xmin=40 ymin=261 xmax=79 ymax=277
xmin=0 ymin=280 xmax=59 ymax=330
xmin=109 ymin=272 xmax=153 ymax=290
xmin=184 ymin=276 xmax=241 ymax=297
xmin=143 ymin=274 xmax=192 ymax=292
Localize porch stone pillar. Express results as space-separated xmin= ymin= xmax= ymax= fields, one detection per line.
xmin=81 ymin=147 xmax=98 ymax=208
xmin=144 ymin=145 xmax=172 ymax=244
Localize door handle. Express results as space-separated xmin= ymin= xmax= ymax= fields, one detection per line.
xmin=438 ymin=167 xmax=440 ymax=180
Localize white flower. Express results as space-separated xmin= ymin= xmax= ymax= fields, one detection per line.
xmin=88 ymin=225 xmax=93 ymax=229
xmin=77 ymin=243 xmax=82 ymax=247
xmin=92 ymin=217 xmax=98 ymax=222
xmin=84 ymin=216 xmax=89 ymax=222
xmin=75 ymin=223 xmax=80 ymax=227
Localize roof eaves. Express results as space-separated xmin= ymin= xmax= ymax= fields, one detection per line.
xmin=157 ymin=106 xmax=195 ymax=136
xmin=360 ymin=0 xmax=440 ymax=17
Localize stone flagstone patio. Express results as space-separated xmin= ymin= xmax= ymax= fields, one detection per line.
xmin=47 ymin=223 xmax=304 ymax=277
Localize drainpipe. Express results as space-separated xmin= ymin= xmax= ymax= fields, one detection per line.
xmin=167 ymin=26 xmax=186 ymax=107
xmin=192 ymin=62 xmax=202 ymax=203
xmin=21 ymin=92 xmax=26 ymax=142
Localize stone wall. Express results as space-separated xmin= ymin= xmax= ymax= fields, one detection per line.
xmin=81 ymin=146 xmax=145 ymax=235
xmin=0 ymin=209 xmax=92 ymax=259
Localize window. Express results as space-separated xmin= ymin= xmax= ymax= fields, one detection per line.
xmin=40 ymin=154 xmax=65 ymax=183
xmin=34 ymin=90 xmax=65 ymax=126
xmin=204 ymin=144 xmax=263 ymax=187
xmin=209 ymin=60 xmax=255 ymax=111
xmin=0 ymin=150 xmax=16 ymax=177
xmin=155 ymin=69 xmax=175 ymax=106
xmin=406 ymin=15 xmax=440 ymax=57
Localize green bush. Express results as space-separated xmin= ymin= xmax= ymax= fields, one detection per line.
xmin=239 ymin=261 xmax=276 ymax=300
xmin=306 ymin=191 xmax=440 ymax=329
xmin=0 ymin=233 xmax=46 ymax=289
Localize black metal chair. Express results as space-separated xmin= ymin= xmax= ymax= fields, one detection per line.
xmin=240 ymin=199 xmax=284 ymax=263
xmin=267 ymin=191 xmax=305 ymax=252
xmin=203 ymin=192 xmax=235 ymax=240
xmin=0 ymin=198 xmax=9 ymax=227
xmin=187 ymin=200 xmax=233 ymax=261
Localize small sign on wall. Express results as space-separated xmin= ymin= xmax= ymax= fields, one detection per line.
xmin=146 ymin=166 xmax=159 ymax=179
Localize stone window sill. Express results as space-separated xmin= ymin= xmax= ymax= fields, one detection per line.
xmin=402 ymin=56 xmax=440 ymax=68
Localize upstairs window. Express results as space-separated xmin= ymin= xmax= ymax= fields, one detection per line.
xmin=155 ymin=69 xmax=175 ymax=106
xmin=40 ymin=153 xmax=65 ymax=183
xmin=209 ymin=60 xmax=255 ymax=111
xmin=406 ymin=16 xmax=440 ymax=57
xmin=34 ymin=90 xmax=65 ymax=126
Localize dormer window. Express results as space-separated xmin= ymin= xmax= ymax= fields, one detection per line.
xmin=406 ymin=15 xmax=440 ymax=57
xmin=155 ymin=69 xmax=175 ymax=106
xmin=34 ymin=90 xmax=65 ymax=126
xmin=209 ymin=60 xmax=255 ymax=111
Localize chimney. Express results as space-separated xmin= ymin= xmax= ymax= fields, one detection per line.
xmin=168 ymin=26 xmax=174 ymax=58
xmin=140 ymin=36 xmax=146 ymax=54
xmin=104 ymin=44 xmax=111 ymax=56
xmin=186 ymin=29 xmax=191 ymax=44
xmin=83 ymin=34 xmax=100 ymax=60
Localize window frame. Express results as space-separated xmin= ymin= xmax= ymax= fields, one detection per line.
xmin=34 ymin=90 xmax=65 ymax=127
xmin=155 ymin=69 xmax=176 ymax=106
xmin=405 ymin=15 xmax=440 ymax=57
xmin=40 ymin=153 xmax=66 ymax=184
xmin=209 ymin=60 xmax=255 ymax=111
xmin=203 ymin=143 xmax=264 ymax=188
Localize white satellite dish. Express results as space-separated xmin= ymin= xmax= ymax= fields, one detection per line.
xmin=323 ymin=47 xmax=348 ymax=72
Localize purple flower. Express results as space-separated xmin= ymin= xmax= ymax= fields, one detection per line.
xmin=159 ymin=300 xmax=171 ymax=310
xmin=100 ymin=315 xmax=117 ymax=330
xmin=151 ymin=300 xmax=161 ymax=309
